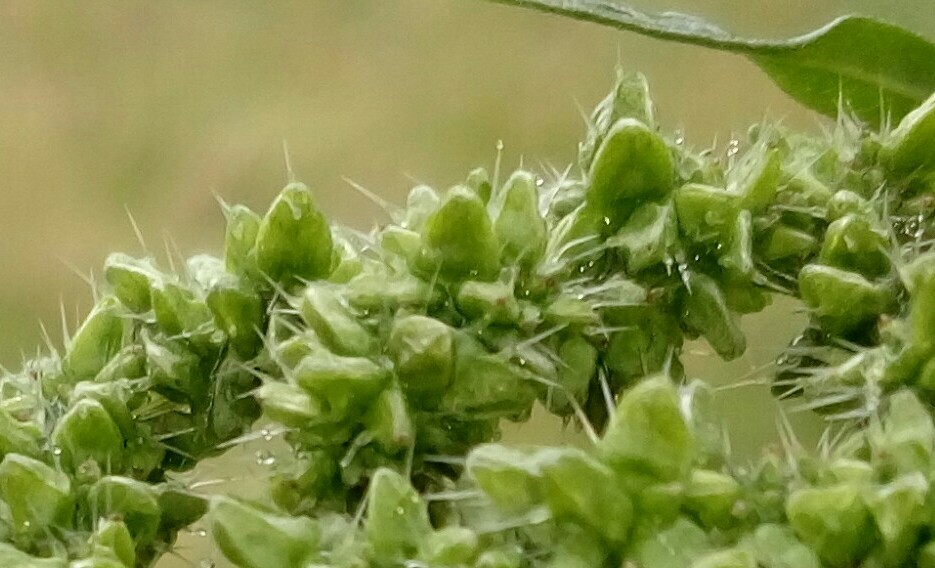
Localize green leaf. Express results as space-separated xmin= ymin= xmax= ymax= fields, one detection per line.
xmin=483 ymin=0 xmax=935 ymax=125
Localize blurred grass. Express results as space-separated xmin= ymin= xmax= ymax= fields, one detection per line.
xmin=0 ymin=1 xmax=930 ymax=566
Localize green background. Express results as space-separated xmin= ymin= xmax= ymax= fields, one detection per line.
xmin=0 ymin=1 xmax=931 ymax=566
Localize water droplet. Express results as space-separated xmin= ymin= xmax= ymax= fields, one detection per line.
xmin=602 ymin=216 xmax=611 ymax=226
xmin=261 ymin=428 xmax=274 ymax=442
xmin=726 ymin=139 xmax=740 ymax=158
xmin=255 ymin=451 xmax=276 ymax=466
xmin=52 ymin=447 xmax=62 ymax=456
xmin=199 ymin=559 xmax=216 ymax=568
xmin=535 ymin=178 xmax=544 ymax=187
xmin=191 ymin=528 xmax=208 ymax=538
xmin=495 ymin=140 xmax=504 ymax=151
xmin=693 ymin=254 xmax=701 ymax=262
xmin=674 ymin=130 xmax=685 ymax=146
xmin=395 ymin=506 xmax=405 ymax=515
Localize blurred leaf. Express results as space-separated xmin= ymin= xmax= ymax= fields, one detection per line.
xmin=485 ymin=0 xmax=935 ymax=125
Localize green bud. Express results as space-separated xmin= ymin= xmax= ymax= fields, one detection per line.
xmin=301 ymin=284 xmax=374 ymax=357
xmin=89 ymin=476 xmax=161 ymax=545
xmin=587 ymin=118 xmax=673 ymax=229
xmin=819 ymin=214 xmax=891 ymax=278
xmin=883 ymin=90 xmax=935 ymax=174
xmin=609 ymin=199 xmax=679 ymax=273
xmin=52 ymin=398 xmax=124 ymax=472
xmin=456 ymin=280 xmax=520 ymax=324
xmin=104 ymin=253 xmax=158 ymax=313
xmin=421 ymin=185 xmax=500 ymax=281
xmin=674 ymin=183 xmax=738 ymax=242
xmin=365 ymin=384 xmax=414 ymax=452
xmin=744 ymin=523 xmax=820 ymax=568
xmin=786 ymin=483 xmax=876 ymax=567
xmin=69 ymin=379 xmax=136 ymax=437
xmin=205 ymin=272 xmax=264 ymax=359
xmin=580 ymin=71 xmax=655 ymax=170
xmin=491 ymin=171 xmax=547 ymax=267
xmin=63 ymin=297 xmax=126 ymax=381
xmin=421 ymin=526 xmax=479 ymax=566
xmin=93 ymin=345 xmax=146 ymax=383
xmin=681 ymin=272 xmax=746 ymax=361
xmin=143 ymin=333 xmax=206 ymax=402
xmin=543 ymin=295 xmax=600 ymax=328
xmin=255 ymin=182 xmax=333 ymax=286
xmin=798 ymin=264 xmax=895 ymax=336
xmin=539 ymin=448 xmax=633 ymax=544
xmin=210 ymin=495 xmax=318 ymax=568
xmin=366 ymin=468 xmax=432 ymax=562
xmin=223 ymin=203 xmax=261 ymax=277
xmin=0 ymin=453 xmax=73 ymax=530
xmin=387 ymin=315 xmax=454 ymax=406
xmin=600 ymin=375 xmax=693 ymax=482
xmin=684 ymin=469 xmax=740 ymax=529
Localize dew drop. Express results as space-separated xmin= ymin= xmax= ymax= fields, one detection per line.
xmin=674 ymin=130 xmax=685 ymax=146
xmin=199 ymin=559 xmax=216 ymax=568
xmin=395 ymin=506 xmax=405 ymax=515
xmin=255 ymin=451 xmax=276 ymax=466
xmin=726 ymin=139 xmax=740 ymax=158
xmin=52 ymin=446 xmax=62 ymax=456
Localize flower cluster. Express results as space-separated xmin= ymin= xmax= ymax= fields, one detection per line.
xmin=1 ymin=71 xmax=934 ymax=568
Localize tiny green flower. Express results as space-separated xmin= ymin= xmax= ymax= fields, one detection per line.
xmin=365 ymin=468 xmax=432 ymax=562
xmin=301 ymin=284 xmax=375 ymax=357
xmin=882 ymin=90 xmax=935 ymax=175
xmin=223 ymin=203 xmax=261 ymax=278
xmin=681 ymin=272 xmax=746 ymax=361
xmin=386 ymin=315 xmax=454 ymax=406
xmin=62 ymin=297 xmax=127 ymax=381
xmin=420 ymin=185 xmax=501 ymax=281
xmin=491 ymin=170 xmax=547 ymax=267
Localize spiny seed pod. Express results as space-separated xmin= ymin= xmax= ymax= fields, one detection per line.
xmin=587 ymin=117 xmax=673 ymax=230
xmin=729 ymin=141 xmax=780 ymax=213
xmin=291 ymin=350 xmax=389 ymax=419
xmin=403 ymin=184 xmax=441 ymax=231
xmin=255 ymin=182 xmax=334 ymax=286
xmin=206 ymin=272 xmax=264 ymax=359
xmin=466 ymin=167 xmax=493 ymax=204
xmin=819 ymin=214 xmax=891 ymax=278
xmin=456 ymin=280 xmax=520 ymax=324
xmin=365 ymin=383 xmax=414 ymax=452
xmin=466 ymin=444 xmax=546 ymax=514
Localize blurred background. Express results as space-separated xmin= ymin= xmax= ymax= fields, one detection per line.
xmin=0 ymin=1 xmax=931 ymax=566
